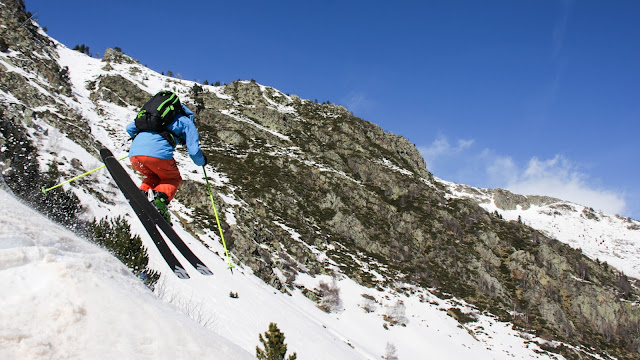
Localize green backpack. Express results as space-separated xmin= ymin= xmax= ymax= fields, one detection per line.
xmin=135 ymin=91 xmax=185 ymax=146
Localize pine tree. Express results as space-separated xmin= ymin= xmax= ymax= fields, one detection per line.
xmin=256 ymin=322 xmax=297 ymax=360
xmin=72 ymin=44 xmax=91 ymax=56
xmin=40 ymin=160 xmax=83 ymax=230
xmin=190 ymin=83 xmax=204 ymax=97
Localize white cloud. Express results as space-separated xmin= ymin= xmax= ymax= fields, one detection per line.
xmin=505 ymin=155 xmax=626 ymax=215
xmin=342 ymin=91 xmax=372 ymax=115
xmin=419 ymin=136 xmax=627 ymax=216
xmin=480 ymin=149 xmax=519 ymax=185
xmin=419 ymin=135 xmax=474 ymax=170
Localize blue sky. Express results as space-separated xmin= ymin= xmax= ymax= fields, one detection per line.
xmin=27 ymin=0 xmax=639 ymax=218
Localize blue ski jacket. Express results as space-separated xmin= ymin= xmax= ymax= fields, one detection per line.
xmin=126 ymin=104 xmax=206 ymax=166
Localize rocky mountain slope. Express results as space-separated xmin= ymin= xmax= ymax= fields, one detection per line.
xmin=442 ymin=180 xmax=640 ymax=280
xmin=1 ymin=1 xmax=639 ymax=358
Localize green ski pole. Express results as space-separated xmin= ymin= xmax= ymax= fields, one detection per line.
xmin=42 ymin=155 xmax=129 ymax=194
xmin=203 ymin=166 xmax=235 ymax=272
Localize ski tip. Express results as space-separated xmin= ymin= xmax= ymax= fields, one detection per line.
xmin=174 ymin=266 xmax=190 ymax=279
xmin=196 ymin=264 xmax=214 ymax=276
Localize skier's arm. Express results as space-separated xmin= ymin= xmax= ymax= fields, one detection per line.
xmin=126 ymin=122 xmax=138 ymax=138
xmin=185 ymin=122 xmax=206 ymax=166
xmin=180 ymin=106 xmax=206 ymax=166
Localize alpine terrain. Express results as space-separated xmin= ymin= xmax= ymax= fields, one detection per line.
xmin=1 ymin=1 xmax=639 ymax=359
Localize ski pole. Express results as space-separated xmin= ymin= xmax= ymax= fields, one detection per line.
xmin=203 ymin=166 xmax=235 ymax=272
xmin=42 ymin=155 xmax=129 ymax=194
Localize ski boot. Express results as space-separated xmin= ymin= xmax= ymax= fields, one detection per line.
xmin=148 ymin=190 xmax=172 ymax=225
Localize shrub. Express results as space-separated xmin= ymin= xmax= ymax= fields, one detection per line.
xmin=0 ymin=37 xmax=8 ymax=52
xmin=383 ymin=300 xmax=408 ymax=326
xmin=382 ymin=342 xmax=398 ymax=360
xmin=618 ymin=273 xmax=632 ymax=299
xmin=190 ymin=83 xmax=204 ymax=97
xmin=317 ymin=278 xmax=342 ymax=313
xmin=360 ymin=293 xmax=377 ymax=313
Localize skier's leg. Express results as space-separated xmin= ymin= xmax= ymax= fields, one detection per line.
xmin=130 ymin=156 xmax=161 ymax=192
xmin=142 ymin=158 xmax=182 ymax=202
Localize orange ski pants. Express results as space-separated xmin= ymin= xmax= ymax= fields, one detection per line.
xmin=130 ymin=156 xmax=182 ymax=203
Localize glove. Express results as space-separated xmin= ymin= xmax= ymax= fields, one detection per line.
xmin=202 ymin=154 xmax=208 ymax=166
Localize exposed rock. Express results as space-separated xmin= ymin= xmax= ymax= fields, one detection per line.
xmin=102 ymin=47 xmax=139 ymax=64
xmin=89 ymin=74 xmax=149 ymax=108
xmin=492 ymin=188 xmax=560 ymax=211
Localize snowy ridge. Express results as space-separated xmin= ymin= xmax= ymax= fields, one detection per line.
xmin=439 ymin=178 xmax=640 ymax=280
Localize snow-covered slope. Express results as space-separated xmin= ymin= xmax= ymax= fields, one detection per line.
xmin=0 ymin=188 xmax=576 ymax=360
xmin=0 ymin=189 xmax=253 ymax=360
xmin=440 ymin=179 xmax=640 ymax=279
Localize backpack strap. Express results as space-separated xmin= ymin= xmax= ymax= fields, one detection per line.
xmin=159 ymin=130 xmax=179 ymax=147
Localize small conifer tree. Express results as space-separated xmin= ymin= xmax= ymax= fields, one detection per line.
xmin=72 ymin=44 xmax=90 ymax=55
xmin=256 ymin=322 xmax=297 ymax=360
xmin=190 ymin=83 xmax=204 ymax=97
xmin=87 ymin=216 xmax=159 ymax=288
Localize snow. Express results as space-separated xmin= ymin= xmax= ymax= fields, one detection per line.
xmin=219 ymin=108 xmax=291 ymax=141
xmin=489 ymin=202 xmax=640 ymax=279
xmin=0 ymin=183 xmax=576 ymax=359
xmin=0 ymin=190 xmax=253 ymax=360
xmin=379 ymin=157 xmax=414 ymax=176
xmin=257 ymin=83 xmax=297 ymax=114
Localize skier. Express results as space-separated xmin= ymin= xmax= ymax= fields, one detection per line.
xmin=126 ymin=93 xmax=207 ymax=222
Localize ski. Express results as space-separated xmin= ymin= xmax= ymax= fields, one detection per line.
xmin=128 ymin=190 xmax=190 ymax=279
xmin=142 ymin=188 xmax=214 ymax=276
xmin=100 ymin=149 xmax=189 ymax=279
xmin=100 ymin=148 xmax=212 ymax=277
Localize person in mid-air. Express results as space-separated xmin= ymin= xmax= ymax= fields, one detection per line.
xmin=126 ymin=91 xmax=207 ymax=223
